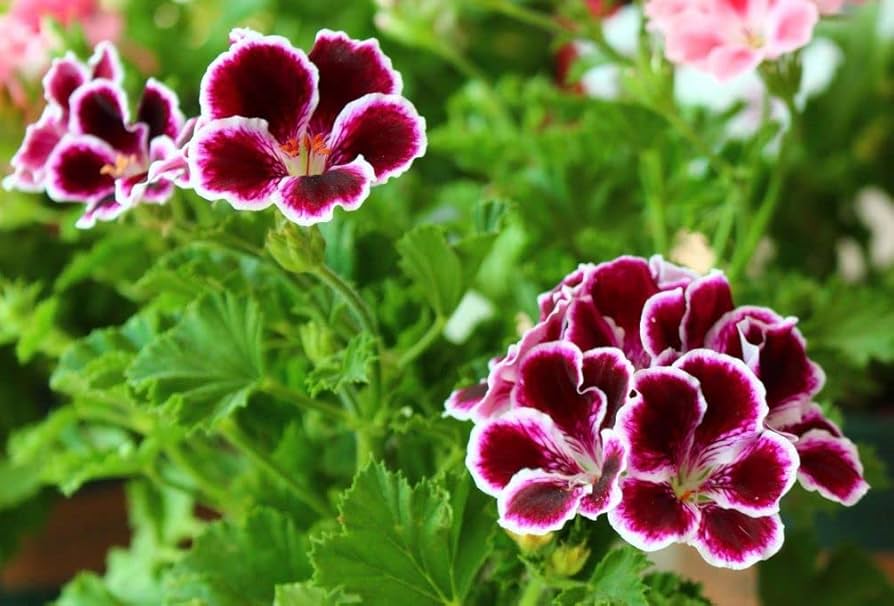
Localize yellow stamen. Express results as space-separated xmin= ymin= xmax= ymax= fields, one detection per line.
xmin=99 ymin=154 xmax=135 ymax=178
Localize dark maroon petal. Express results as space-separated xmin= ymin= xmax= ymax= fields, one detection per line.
xmin=76 ymin=195 xmax=126 ymax=229
xmin=702 ymin=432 xmax=798 ymax=516
xmin=3 ymin=109 xmax=65 ymax=192
xmin=579 ymin=429 xmax=626 ymax=518
xmin=608 ymin=477 xmax=700 ymax=551
xmin=641 ymin=288 xmax=685 ymax=360
xmin=137 ymin=78 xmax=184 ymax=140
xmin=308 ymin=30 xmax=402 ymax=134
xmin=585 ymin=256 xmax=659 ymax=365
xmin=796 ymin=430 xmax=869 ymax=506
xmin=70 ymin=80 xmax=147 ymax=155
xmin=692 ymin=506 xmax=783 ymax=569
xmin=275 ymin=157 xmax=374 ymax=225
xmin=190 ymin=117 xmax=287 ymax=210
xmin=538 ymin=264 xmax=589 ymax=320
xmin=565 ymin=296 xmax=622 ymax=352
xmin=619 ymin=367 xmax=705 ymax=479
xmin=473 ymin=300 xmax=568 ymax=421
xmin=45 ymin=135 xmax=117 ymax=203
xmin=88 ymin=41 xmax=123 ymax=82
xmin=704 ymin=306 xmax=780 ymax=361
xmin=42 ymin=54 xmax=88 ymax=113
xmin=327 ymin=93 xmax=426 ymax=183
xmin=444 ymin=382 xmax=488 ymax=421
xmin=681 ymin=272 xmax=734 ymax=350
xmin=650 ymin=255 xmax=699 ymax=289
xmin=755 ymin=320 xmax=825 ymax=414
xmin=200 ymin=35 xmax=318 ymax=143
xmin=777 ymin=403 xmax=841 ymax=437
xmin=513 ymin=342 xmax=602 ymax=452
xmin=498 ymin=469 xmax=587 ymax=534
xmin=466 ymin=408 xmax=581 ymax=496
xmin=675 ymin=350 xmax=766 ymax=458
xmin=580 ymin=347 xmax=633 ymax=429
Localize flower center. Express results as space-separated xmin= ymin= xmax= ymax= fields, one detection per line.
xmin=280 ymin=133 xmax=330 ymax=177
xmin=742 ymin=28 xmax=764 ymax=50
xmin=670 ymin=465 xmax=712 ymax=504
xmin=99 ymin=154 xmax=138 ymax=178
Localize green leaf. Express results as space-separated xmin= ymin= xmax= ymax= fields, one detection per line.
xmin=127 ymin=291 xmax=265 ymax=430
xmin=554 ymin=546 xmax=651 ymax=606
xmin=397 ymin=225 xmax=464 ymax=317
xmin=164 ymin=507 xmax=312 ymax=606
xmin=273 ymin=582 xmax=359 ymax=606
xmin=56 ymin=573 xmax=124 ymax=606
xmin=312 ymin=462 xmax=495 ymax=605
xmin=644 ymin=572 xmax=711 ymax=606
xmin=305 ymin=333 xmax=376 ymax=397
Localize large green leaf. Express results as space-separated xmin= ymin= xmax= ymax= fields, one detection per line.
xmin=127 ymin=291 xmax=265 ymax=430
xmin=312 ymin=462 xmax=495 ymax=605
xmin=397 ymin=225 xmax=464 ymax=318
xmin=554 ymin=546 xmax=651 ymax=606
xmin=164 ymin=507 xmax=312 ymax=606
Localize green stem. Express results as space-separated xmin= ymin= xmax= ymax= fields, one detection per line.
xmin=261 ymin=378 xmax=351 ymax=421
xmin=728 ymin=95 xmax=800 ymax=281
xmin=165 ymin=444 xmax=231 ymax=511
xmin=639 ymin=151 xmax=668 ymax=253
xmin=518 ymin=574 xmax=548 ymax=606
xmin=223 ymin=423 xmax=332 ymax=518
xmin=397 ymin=316 xmax=446 ymax=368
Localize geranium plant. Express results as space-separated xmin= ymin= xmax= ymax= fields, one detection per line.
xmin=1 ymin=1 xmax=893 ymax=605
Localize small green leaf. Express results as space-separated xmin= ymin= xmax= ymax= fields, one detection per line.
xmin=397 ymin=225 xmax=463 ymax=317
xmin=273 ymin=582 xmax=359 ymax=606
xmin=312 ymin=462 xmax=494 ymax=605
xmin=127 ymin=292 xmax=265 ymax=430
xmin=305 ymin=333 xmax=376 ymax=397
xmin=55 ymin=573 xmax=124 ymax=606
xmin=164 ymin=507 xmax=312 ymax=606
xmin=554 ymin=546 xmax=651 ymax=606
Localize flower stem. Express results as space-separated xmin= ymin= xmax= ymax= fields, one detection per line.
xmin=222 ymin=422 xmax=332 ymax=518
xmin=260 ymin=378 xmax=351 ymax=422
xmin=518 ymin=574 xmax=548 ymax=606
xmin=397 ymin=316 xmax=446 ymax=368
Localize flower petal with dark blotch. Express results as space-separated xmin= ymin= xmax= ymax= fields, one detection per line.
xmin=444 ymin=382 xmax=488 ymax=421
xmin=88 ymin=41 xmax=124 ymax=82
xmin=497 ymin=469 xmax=589 ymax=535
xmin=681 ymin=271 xmax=734 ymax=350
xmin=617 ymin=367 xmax=705 ymax=479
xmin=190 ymin=117 xmax=287 ymax=210
xmin=608 ymin=477 xmax=700 ymax=551
xmin=580 ymin=347 xmax=633 ymax=429
xmin=701 ymin=432 xmax=798 ymax=516
xmin=327 ymin=93 xmax=426 ymax=183
xmin=641 ymin=287 xmax=686 ymax=360
xmin=70 ymin=80 xmax=147 ymax=155
xmin=795 ymin=429 xmax=869 ymax=506
xmin=3 ymin=108 xmax=65 ymax=192
xmin=42 ymin=54 xmax=88 ymax=114
xmin=674 ymin=350 xmax=767 ymax=461
xmin=76 ymin=195 xmax=127 ymax=229
xmin=466 ymin=408 xmax=581 ymax=496
xmin=691 ymin=506 xmax=784 ymax=570
xmin=579 ymin=429 xmax=627 ymax=519
xmin=308 ymin=29 xmax=402 ymax=134
xmin=45 ymin=134 xmax=117 ymax=203
xmin=137 ymin=78 xmax=185 ymax=140
xmin=274 ymin=156 xmax=375 ymax=225
xmin=200 ymin=34 xmax=318 ymax=143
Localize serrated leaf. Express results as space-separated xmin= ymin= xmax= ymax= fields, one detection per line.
xmin=312 ymin=462 xmax=495 ymax=605
xmin=127 ymin=292 xmax=265 ymax=430
xmin=305 ymin=333 xmax=375 ymax=397
xmin=397 ymin=225 xmax=463 ymax=317
xmin=55 ymin=572 xmax=124 ymax=606
xmin=164 ymin=507 xmax=312 ymax=606
xmin=644 ymin=572 xmax=711 ymax=606
xmin=554 ymin=546 xmax=651 ymax=606
xmin=273 ymin=582 xmax=359 ymax=606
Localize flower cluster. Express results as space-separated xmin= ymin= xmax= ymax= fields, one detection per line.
xmin=4 ymin=43 xmax=187 ymax=228
xmin=5 ymin=28 xmax=427 ymax=230
xmin=645 ymin=0 xmax=820 ymax=80
xmin=448 ymin=255 xmax=868 ymax=569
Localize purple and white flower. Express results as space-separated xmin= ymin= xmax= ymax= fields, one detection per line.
xmin=466 ymin=342 xmax=632 ymax=534
xmin=189 ymin=28 xmax=427 ymax=225
xmin=609 ymin=350 xmax=799 ymax=569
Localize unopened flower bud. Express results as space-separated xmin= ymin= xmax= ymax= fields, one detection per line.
xmin=547 ymin=543 xmax=590 ymax=578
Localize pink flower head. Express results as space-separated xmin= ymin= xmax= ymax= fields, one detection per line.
xmin=609 ymin=350 xmax=799 ymax=569
xmin=648 ymin=0 xmax=820 ymax=80
xmin=10 ymin=0 xmax=122 ymax=47
xmin=705 ymin=307 xmax=869 ymax=505
xmin=4 ymin=42 xmax=188 ymax=229
xmin=189 ymin=28 xmax=427 ymax=226
xmin=467 ymin=342 xmax=632 ymax=534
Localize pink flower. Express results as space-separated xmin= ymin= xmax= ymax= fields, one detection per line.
xmin=646 ymin=0 xmax=820 ymax=80
xmin=609 ymin=350 xmax=799 ymax=569
xmin=466 ymin=342 xmax=632 ymax=534
xmin=9 ymin=0 xmax=122 ymax=46
xmin=0 ymin=14 xmax=53 ymax=108
xmin=189 ymin=28 xmax=427 ymax=226
xmin=4 ymin=43 xmax=188 ymax=229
